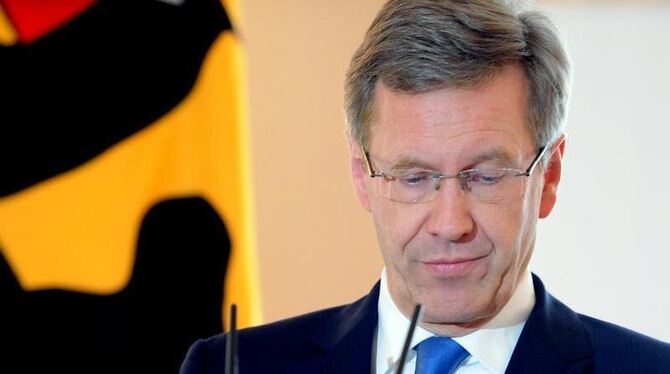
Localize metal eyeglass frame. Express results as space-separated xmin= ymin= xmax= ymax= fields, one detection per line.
xmin=361 ymin=145 xmax=548 ymax=199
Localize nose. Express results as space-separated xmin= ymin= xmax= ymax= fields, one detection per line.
xmin=424 ymin=178 xmax=475 ymax=243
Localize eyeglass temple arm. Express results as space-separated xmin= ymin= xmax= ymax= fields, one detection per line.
xmin=523 ymin=145 xmax=548 ymax=176
xmin=361 ymin=146 xmax=384 ymax=178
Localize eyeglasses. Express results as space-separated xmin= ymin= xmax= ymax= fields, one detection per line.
xmin=361 ymin=145 xmax=548 ymax=204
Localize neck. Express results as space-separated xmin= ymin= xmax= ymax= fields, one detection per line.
xmin=388 ymin=270 xmax=535 ymax=337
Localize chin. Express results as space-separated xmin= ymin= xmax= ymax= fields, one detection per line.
xmin=419 ymin=286 xmax=498 ymax=327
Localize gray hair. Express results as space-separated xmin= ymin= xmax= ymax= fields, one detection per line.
xmin=344 ymin=0 xmax=570 ymax=153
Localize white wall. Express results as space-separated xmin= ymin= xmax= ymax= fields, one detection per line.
xmin=533 ymin=3 xmax=670 ymax=342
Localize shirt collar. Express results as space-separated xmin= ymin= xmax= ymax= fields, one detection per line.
xmin=376 ymin=269 xmax=535 ymax=373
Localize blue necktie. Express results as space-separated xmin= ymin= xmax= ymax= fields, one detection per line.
xmin=415 ymin=336 xmax=470 ymax=374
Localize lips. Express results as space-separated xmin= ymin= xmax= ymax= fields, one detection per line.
xmin=420 ymin=254 xmax=488 ymax=277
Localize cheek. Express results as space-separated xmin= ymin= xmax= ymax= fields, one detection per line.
xmin=516 ymin=181 xmax=543 ymax=244
xmin=492 ymin=184 xmax=542 ymax=270
xmin=371 ymin=201 xmax=426 ymax=259
xmin=476 ymin=199 xmax=533 ymax=264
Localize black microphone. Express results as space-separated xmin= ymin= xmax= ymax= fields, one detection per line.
xmin=225 ymin=304 xmax=239 ymax=374
xmin=395 ymin=304 xmax=424 ymax=374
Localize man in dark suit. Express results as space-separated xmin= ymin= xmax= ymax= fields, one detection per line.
xmin=181 ymin=0 xmax=670 ymax=372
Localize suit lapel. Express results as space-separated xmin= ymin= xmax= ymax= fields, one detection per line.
xmin=505 ymin=275 xmax=595 ymax=374
xmin=290 ymin=283 xmax=380 ymax=374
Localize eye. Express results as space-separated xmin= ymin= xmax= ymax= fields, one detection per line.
xmin=463 ymin=170 xmax=506 ymax=185
xmin=396 ymin=171 xmax=434 ymax=188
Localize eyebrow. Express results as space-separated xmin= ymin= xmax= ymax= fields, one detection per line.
xmin=388 ymin=158 xmax=434 ymax=172
xmin=466 ymin=148 xmax=517 ymax=168
xmin=387 ymin=147 xmax=518 ymax=173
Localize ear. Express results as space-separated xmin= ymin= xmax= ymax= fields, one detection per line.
xmin=347 ymin=134 xmax=372 ymax=212
xmin=539 ymin=135 xmax=566 ymax=219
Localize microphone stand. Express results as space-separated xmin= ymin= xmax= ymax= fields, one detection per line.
xmin=225 ymin=304 xmax=239 ymax=374
xmin=395 ymin=304 xmax=423 ymax=374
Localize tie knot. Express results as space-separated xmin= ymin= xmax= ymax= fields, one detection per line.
xmin=415 ymin=336 xmax=469 ymax=374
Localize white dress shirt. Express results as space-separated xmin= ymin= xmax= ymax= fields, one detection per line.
xmin=375 ymin=269 xmax=535 ymax=374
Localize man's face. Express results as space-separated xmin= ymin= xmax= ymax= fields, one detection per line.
xmin=350 ymin=65 xmax=563 ymax=335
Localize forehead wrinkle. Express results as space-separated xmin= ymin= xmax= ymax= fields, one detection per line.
xmin=427 ymin=114 xmax=514 ymax=129
xmin=386 ymin=118 xmax=527 ymax=150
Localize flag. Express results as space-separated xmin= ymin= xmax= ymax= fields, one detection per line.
xmin=0 ymin=0 xmax=260 ymax=371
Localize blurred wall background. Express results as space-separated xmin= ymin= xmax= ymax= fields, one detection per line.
xmin=239 ymin=0 xmax=670 ymax=342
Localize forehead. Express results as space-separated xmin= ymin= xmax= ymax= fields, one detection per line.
xmin=369 ymin=65 xmax=533 ymax=163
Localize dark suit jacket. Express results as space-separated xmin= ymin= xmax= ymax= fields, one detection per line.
xmin=181 ymin=275 xmax=670 ymax=373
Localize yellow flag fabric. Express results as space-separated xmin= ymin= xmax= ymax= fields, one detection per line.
xmin=0 ymin=5 xmax=17 ymax=45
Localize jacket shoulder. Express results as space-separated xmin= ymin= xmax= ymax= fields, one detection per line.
xmin=180 ymin=332 xmax=229 ymax=374
xmin=180 ymin=301 xmax=363 ymax=374
xmin=509 ymin=275 xmax=670 ymax=374
xmin=579 ymin=314 xmax=670 ymax=372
